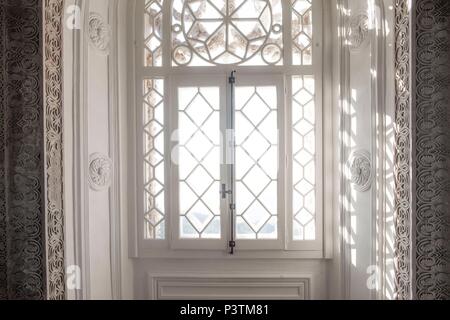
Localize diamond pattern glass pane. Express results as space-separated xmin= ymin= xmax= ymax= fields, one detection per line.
xmin=144 ymin=0 xmax=164 ymax=66
xmin=292 ymin=0 xmax=312 ymax=65
xmin=143 ymin=79 xmax=165 ymax=239
xmin=292 ymin=75 xmax=316 ymax=240
xmin=172 ymin=0 xmax=283 ymax=66
xmin=178 ymin=87 xmax=221 ymax=239
xmin=235 ymin=86 xmax=278 ymax=239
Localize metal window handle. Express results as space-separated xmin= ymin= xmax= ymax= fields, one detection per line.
xmin=220 ymin=184 xmax=232 ymax=199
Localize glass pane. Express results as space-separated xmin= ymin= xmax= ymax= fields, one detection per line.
xmin=144 ymin=0 xmax=164 ymax=66
xmin=172 ymin=0 xmax=283 ymax=66
xmin=178 ymin=86 xmax=221 ymax=239
xmin=292 ymin=0 xmax=313 ymax=65
xmin=235 ymin=86 xmax=278 ymax=240
xmin=143 ymin=79 xmax=165 ymax=239
xmin=292 ymin=75 xmax=316 ymax=240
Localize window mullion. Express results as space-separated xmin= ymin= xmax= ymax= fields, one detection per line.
xmin=162 ymin=0 xmax=171 ymax=68
xmin=284 ymin=0 xmax=294 ymax=66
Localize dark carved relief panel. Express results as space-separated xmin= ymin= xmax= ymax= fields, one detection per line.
xmin=0 ymin=0 xmax=7 ymax=301
xmin=395 ymin=0 xmax=450 ymax=300
xmin=0 ymin=0 xmax=46 ymax=299
xmin=414 ymin=0 xmax=450 ymax=300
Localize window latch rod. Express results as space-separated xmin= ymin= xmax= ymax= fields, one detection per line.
xmin=220 ymin=184 xmax=232 ymax=199
xmin=228 ymin=70 xmax=237 ymax=255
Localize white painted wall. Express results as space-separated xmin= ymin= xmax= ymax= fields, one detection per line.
xmin=86 ymin=0 xmax=113 ymax=299
xmin=328 ymin=0 xmax=396 ymax=300
xmin=63 ymin=0 xmax=78 ymax=301
xmin=63 ymin=0 xmax=134 ymax=300
xmin=346 ymin=0 xmax=376 ymax=300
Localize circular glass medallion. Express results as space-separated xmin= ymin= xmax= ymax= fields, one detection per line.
xmin=272 ymin=23 xmax=282 ymax=34
xmin=261 ymin=43 xmax=282 ymax=64
xmin=182 ymin=0 xmax=273 ymax=65
xmin=172 ymin=23 xmax=182 ymax=33
xmin=173 ymin=45 xmax=193 ymax=65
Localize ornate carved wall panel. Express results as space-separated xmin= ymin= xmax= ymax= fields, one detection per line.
xmin=0 ymin=0 xmax=66 ymax=300
xmin=44 ymin=0 xmax=65 ymax=300
xmin=0 ymin=0 xmax=46 ymax=300
xmin=395 ymin=0 xmax=450 ymax=300
xmin=394 ymin=0 xmax=412 ymax=300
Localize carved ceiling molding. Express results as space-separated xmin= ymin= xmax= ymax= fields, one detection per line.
xmin=347 ymin=150 xmax=373 ymax=192
xmin=87 ymin=12 xmax=111 ymax=56
xmin=88 ymin=153 xmax=113 ymax=191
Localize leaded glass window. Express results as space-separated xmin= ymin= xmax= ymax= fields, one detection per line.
xmin=171 ymin=0 xmax=283 ymax=66
xmin=235 ymin=85 xmax=279 ymax=240
xmin=177 ymin=86 xmax=222 ymax=239
xmin=143 ymin=79 xmax=166 ymax=239
xmin=137 ymin=0 xmax=323 ymax=253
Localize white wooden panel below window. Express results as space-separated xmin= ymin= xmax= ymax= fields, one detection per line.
xmin=147 ymin=274 xmax=310 ymax=300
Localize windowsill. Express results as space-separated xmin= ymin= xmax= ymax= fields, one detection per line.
xmin=134 ymin=248 xmax=328 ymax=260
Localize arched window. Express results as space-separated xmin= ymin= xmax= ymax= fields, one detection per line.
xmin=135 ymin=0 xmax=323 ymax=254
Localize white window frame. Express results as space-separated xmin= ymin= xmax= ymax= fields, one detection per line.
xmin=131 ymin=0 xmax=326 ymax=258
